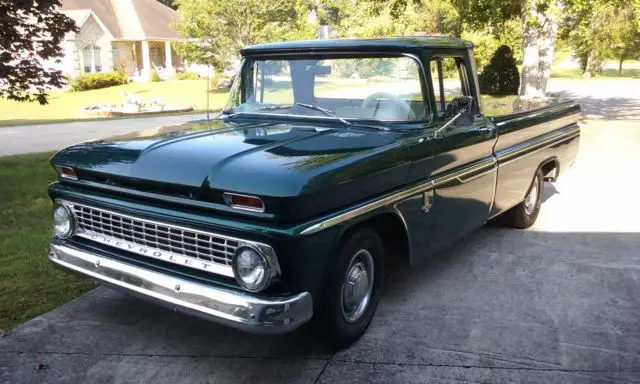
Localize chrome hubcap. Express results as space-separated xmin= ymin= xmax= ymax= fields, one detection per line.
xmin=525 ymin=176 xmax=539 ymax=215
xmin=341 ymin=249 xmax=374 ymax=323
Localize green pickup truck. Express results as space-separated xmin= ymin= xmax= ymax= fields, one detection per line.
xmin=48 ymin=37 xmax=581 ymax=348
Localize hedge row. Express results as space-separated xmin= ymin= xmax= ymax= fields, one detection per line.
xmin=70 ymin=71 xmax=125 ymax=91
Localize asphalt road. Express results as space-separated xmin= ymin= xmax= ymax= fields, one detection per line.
xmin=1 ymin=119 xmax=639 ymax=383
xmin=1 ymin=78 xmax=638 ymax=157
xmin=0 ymin=113 xmax=208 ymax=156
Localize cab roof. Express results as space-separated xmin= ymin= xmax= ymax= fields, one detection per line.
xmin=241 ymin=36 xmax=474 ymax=55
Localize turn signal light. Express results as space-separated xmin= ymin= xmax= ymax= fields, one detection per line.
xmin=223 ymin=193 xmax=265 ymax=213
xmin=55 ymin=166 xmax=78 ymax=180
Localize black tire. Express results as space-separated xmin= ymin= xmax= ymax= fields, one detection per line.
xmin=318 ymin=228 xmax=384 ymax=350
xmin=502 ymin=168 xmax=544 ymax=229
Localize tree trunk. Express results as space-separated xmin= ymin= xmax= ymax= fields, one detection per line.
xmin=619 ymin=56 xmax=625 ymax=76
xmin=519 ymin=0 xmax=545 ymax=98
xmin=583 ymin=51 xmax=595 ymax=78
xmin=537 ymin=13 xmax=559 ymax=93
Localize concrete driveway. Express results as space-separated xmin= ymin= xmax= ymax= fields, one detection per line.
xmin=1 ymin=120 xmax=639 ymax=383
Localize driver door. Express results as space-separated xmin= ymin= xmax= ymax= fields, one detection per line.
xmin=426 ymin=55 xmax=498 ymax=253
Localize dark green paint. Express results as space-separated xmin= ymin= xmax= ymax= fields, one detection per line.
xmin=241 ymin=37 xmax=474 ymax=56
xmin=49 ymin=39 xmax=581 ymax=303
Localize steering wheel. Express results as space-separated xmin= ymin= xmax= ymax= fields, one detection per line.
xmin=361 ymin=92 xmax=414 ymax=119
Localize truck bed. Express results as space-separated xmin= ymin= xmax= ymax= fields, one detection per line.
xmin=489 ymin=100 xmax=582 ymax=216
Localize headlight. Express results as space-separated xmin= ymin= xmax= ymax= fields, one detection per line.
xmin=53 ymin=204 xmax=74 ymax=238
xmin=233 ymin=246 xmax=270 ymax=292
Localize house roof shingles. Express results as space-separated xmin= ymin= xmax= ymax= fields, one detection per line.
xmin=61 ymin=0 xmax=180 ymax=40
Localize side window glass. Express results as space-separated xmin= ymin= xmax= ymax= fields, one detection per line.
xmin=429 ymin=57 xmax=470 ymax=117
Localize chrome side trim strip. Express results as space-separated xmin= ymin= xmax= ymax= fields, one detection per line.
xmin=301 ymin=157 xmax=496 ymax=236
xmin=436 ymin=157 xmax=496 ymax=186
xmin=493 ymin=107 xmax=580 ymax=127
xmin=497 ymin=125 xmax=580 ymax=166
xmin=457 ymin=159 xmax=497 ymax=183
xmin=300 ymin=179 xmax=436 ymax=235
xmin=49 ymin=240 xmax=312 ymax=334
xmin=301 ymin=125 xmax=580 ymax=236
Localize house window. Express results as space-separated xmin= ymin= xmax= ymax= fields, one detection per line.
xmin=150 ymin=46 xmax=164 ymax=68
xmin=82 ymin=45 xmax=102 ymax=73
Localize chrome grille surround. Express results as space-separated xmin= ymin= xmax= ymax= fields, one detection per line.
xmin=56 ymin=199 xmax=279 ymax=279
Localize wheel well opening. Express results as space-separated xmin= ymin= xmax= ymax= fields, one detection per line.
xmin=343 ymin=213 xmax=410 ymax=272
xmin=540 ymin=159 xmax=559 ymax=181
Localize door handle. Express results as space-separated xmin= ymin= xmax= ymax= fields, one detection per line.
xmin=476 ymin=125 xmax=495 ymax=135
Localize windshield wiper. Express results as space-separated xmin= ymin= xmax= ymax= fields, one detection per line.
xmin=224 ymin=105 xmax=292 ymax=120
xmin=295 ymin=103 xmax=351 ymax=127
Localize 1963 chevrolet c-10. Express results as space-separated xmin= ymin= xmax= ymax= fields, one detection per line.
xmin=48 ymin=37 xmax=580 ymax=348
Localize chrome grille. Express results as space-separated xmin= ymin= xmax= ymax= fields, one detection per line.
xmin=69 ymin=202 xmax=239 ymax=277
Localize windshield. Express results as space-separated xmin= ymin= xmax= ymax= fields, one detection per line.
xmin=224 ymin=55 xmax=427 ymax=122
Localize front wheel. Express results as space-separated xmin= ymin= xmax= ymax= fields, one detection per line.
xmin=502 ymin=168 xmax=544 ymax=229
xmin=318 ymin=228 xmax=384 ymax=349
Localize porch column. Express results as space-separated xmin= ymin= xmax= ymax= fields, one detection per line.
xmin=141 ymin=40 xmax=151 ymax=80
xmin=164 ymin=41 xmax=173 ymax=69
xmin=164 ymin=41 xmax=176 ymax=79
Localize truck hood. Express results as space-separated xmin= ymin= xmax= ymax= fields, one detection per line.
xmin=52 ymin=119 xmax=411 ymax=221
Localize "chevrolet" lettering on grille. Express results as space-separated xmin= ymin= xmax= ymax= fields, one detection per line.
xmin=75 ymin=231 xmax=234 ymax=278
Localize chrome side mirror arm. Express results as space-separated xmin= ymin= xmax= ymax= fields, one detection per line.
xmin=434 ymin=111 xmax=464 ymax=138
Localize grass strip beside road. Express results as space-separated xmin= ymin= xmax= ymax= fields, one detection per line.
xmin=0 ymin=152 xmax=91 ymax=331
xmin=0 ymin=80 xmax=229 ymax=128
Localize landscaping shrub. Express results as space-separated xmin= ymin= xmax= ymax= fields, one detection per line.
xmin=70 ymin=72 xmax=126 ymax=91
xmin=177 ymin=71 xmax=199 ymax=80
xmin=150 ymin=69 xmax=162 ymax=82
xmin=479 ymin=45 xmax=520 ymax=96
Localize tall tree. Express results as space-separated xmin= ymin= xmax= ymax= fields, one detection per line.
xmin=0 ymin=0 xmax=77 ymax=105
xmin=563 ymin=0 xmax=640 ymax=77
xmin=174 ymin=0 xmax=316 ymax=72
xmin=612 ymin=3 xmax=640 ymax=75
xmin=454 ymin=0 xmax=560 ymax=98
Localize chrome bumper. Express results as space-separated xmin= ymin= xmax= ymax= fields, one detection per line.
xmin=48 ymin=240 xmax=313 ymax=334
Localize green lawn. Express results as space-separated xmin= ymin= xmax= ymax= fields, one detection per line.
xmin=481 ymin=95 xmax=520 ymax=116
xmin=0 ymin=80 xmax=230 ymax=127
xmin=551 ymin=66 xmax=640 ymax=79
xmin=0 ymin=152 xmax=92 ymax=332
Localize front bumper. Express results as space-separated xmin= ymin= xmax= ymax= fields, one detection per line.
xmin=48 ymin=240 xmax=313 ymax=334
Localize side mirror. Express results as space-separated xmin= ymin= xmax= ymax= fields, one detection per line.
xmin=435 ymin=96 xmax=475 ymax=137
xmin=451 ymin=96 xmax=474 ymax=125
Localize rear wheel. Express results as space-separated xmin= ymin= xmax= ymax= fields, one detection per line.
xmin=318 ymin=228 xmax=383 ymax=349
xmin=502 ymin=168 xmax=544 ymax=229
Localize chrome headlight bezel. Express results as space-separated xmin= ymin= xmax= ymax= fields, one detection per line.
xmin=53 ymin=203 xmax=75 ymax=238
xmin=232 ymin=244 xmax=279 ymax=292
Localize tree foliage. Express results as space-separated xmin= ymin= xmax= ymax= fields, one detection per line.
xmin=0 ymin=0 xmax=78 ymax=105
xmin=479 ymin=45 xmax=520 ymax=95
xmin=337 ymin=0 xmax=462 ymax=38
xmin=174 ymin=0 xmax=316 ymax=71
xmin=562 ymin=0 xmax=640 ymax=77
xmin=461 ymin=19 xmax=522 ymax=69
xmin=455 ymin=0 xmax=561 ymax=97
xmin=157 ymin=0 xmax=178 ymax=9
